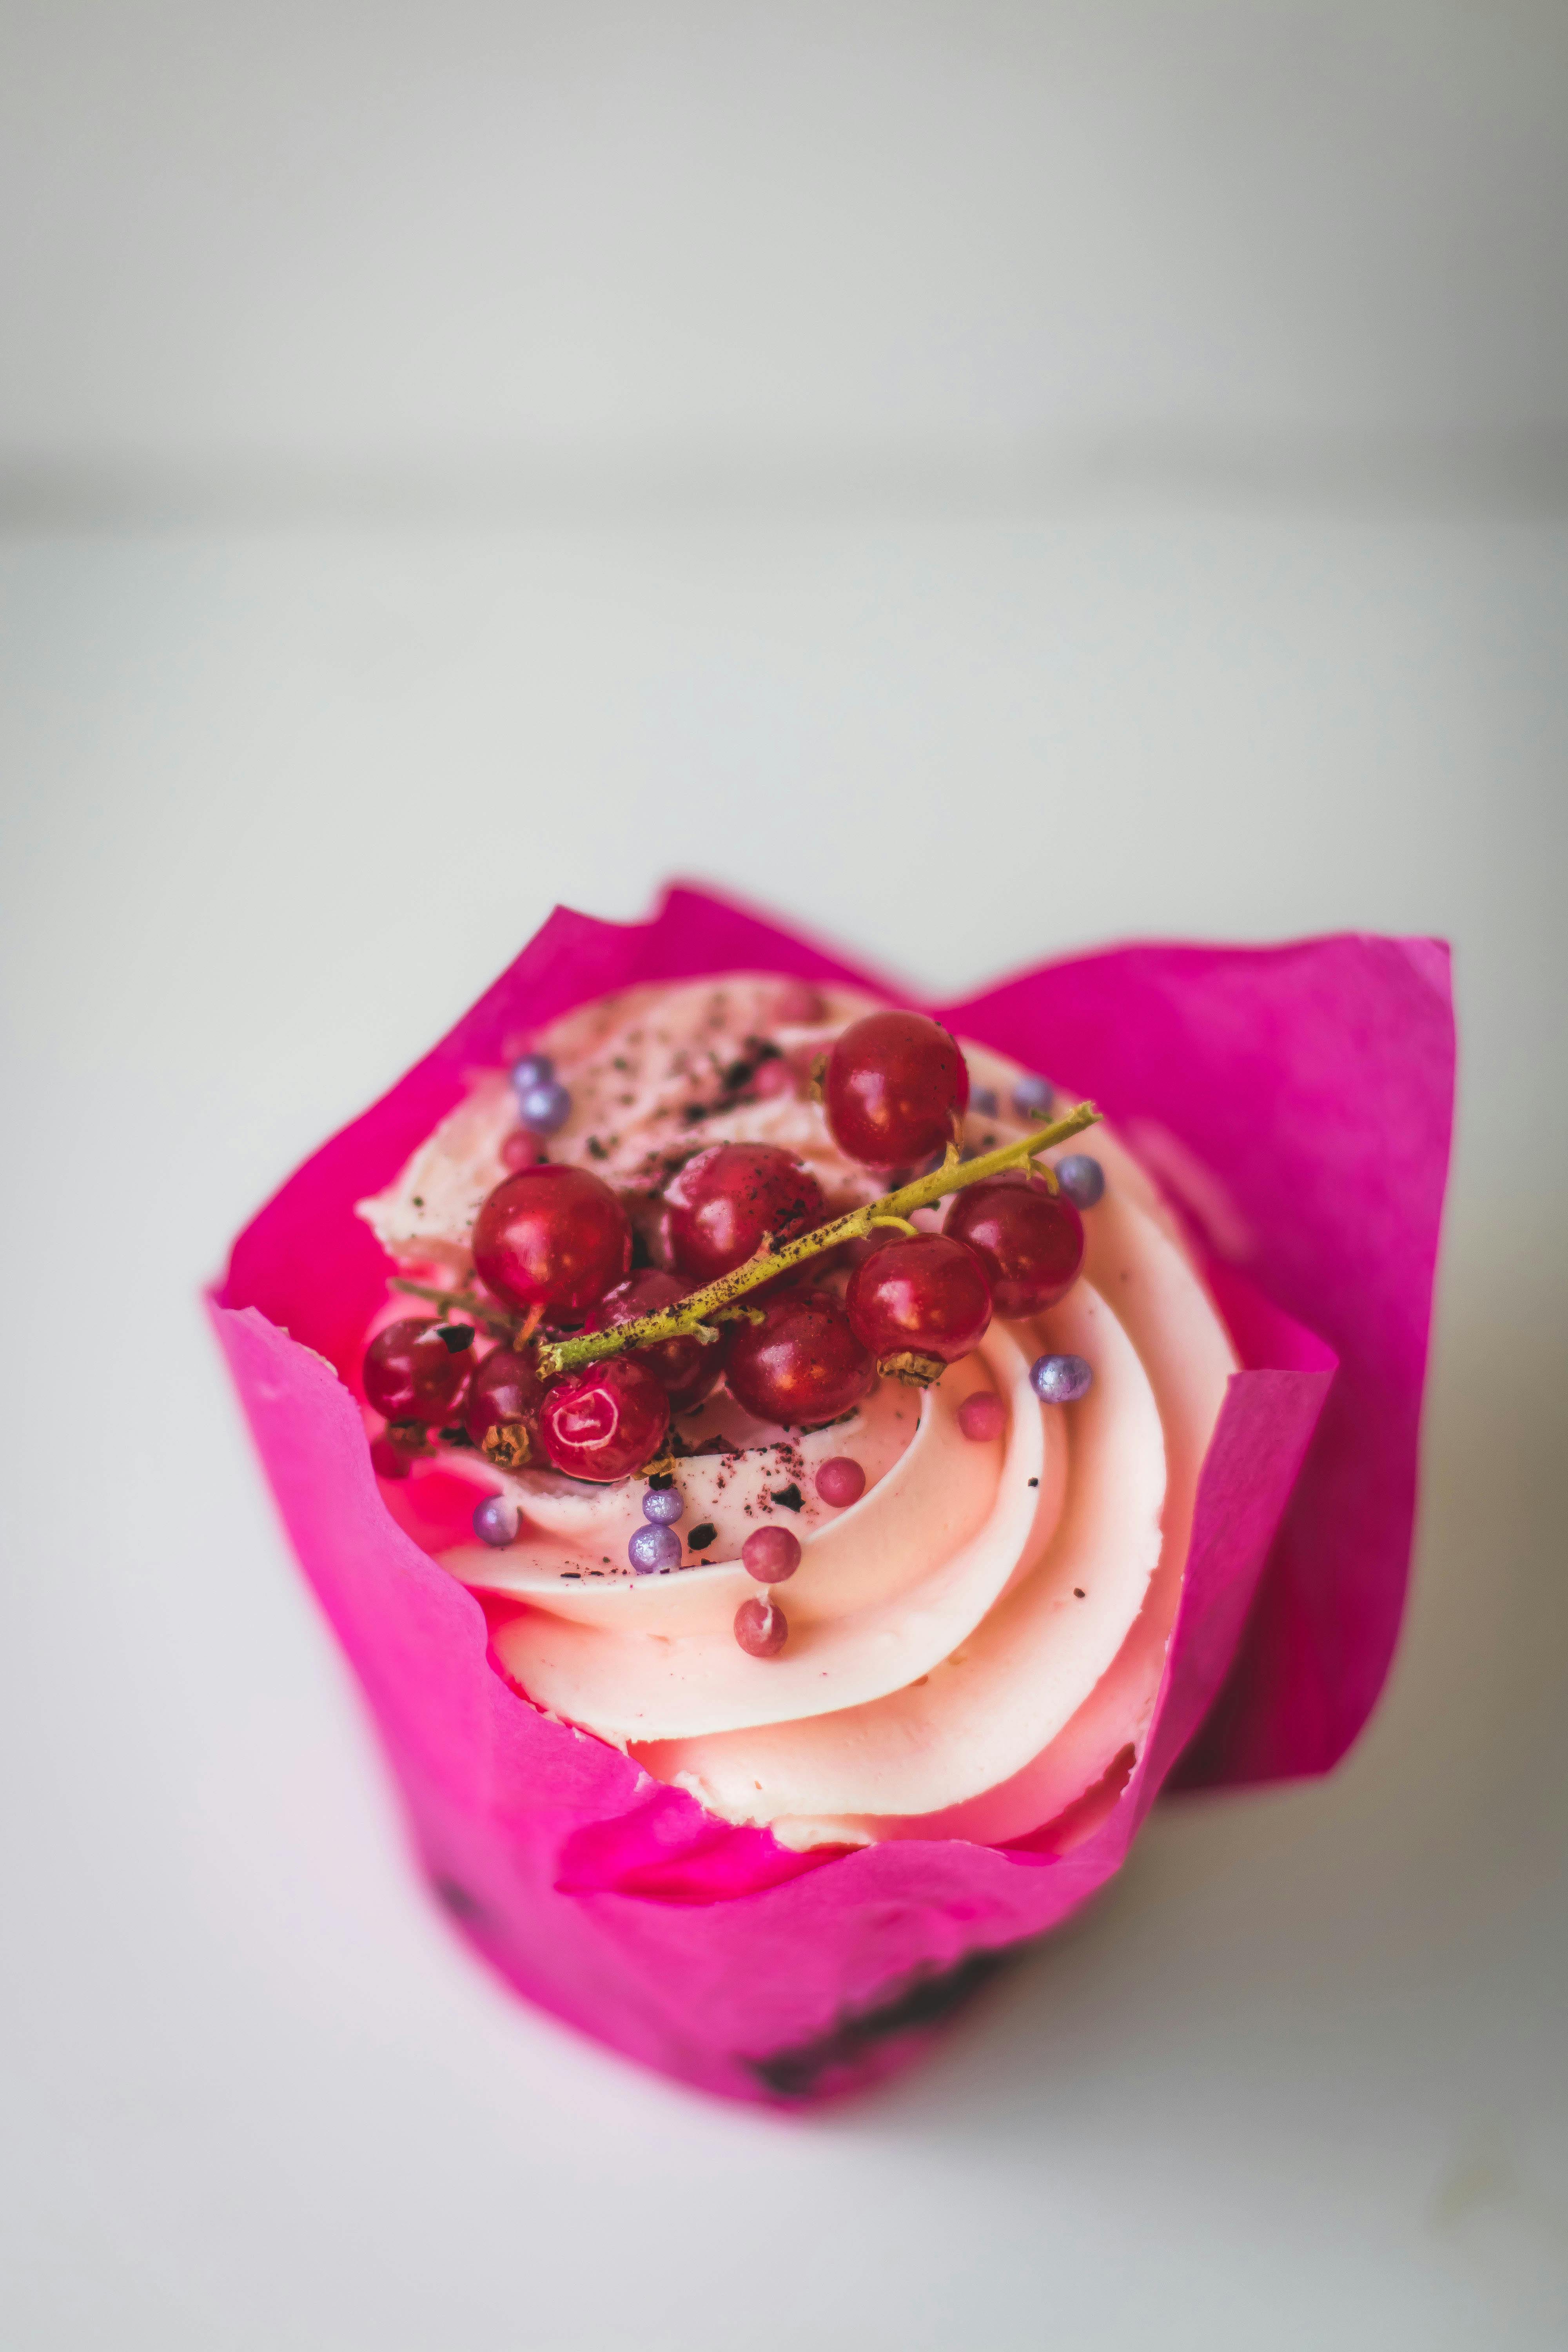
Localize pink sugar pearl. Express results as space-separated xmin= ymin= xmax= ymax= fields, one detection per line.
xmin=742 ymin=1525 xmax=801 ymax=1584
xmin=957 ymin=1391 xmax=1006 ymax=1443
xmin=752 ymin=1056 xmax=796 ymax=1099
xmin=773 ymin=980 xmax=825 ymax=1025
xmin=815 ymin=1456 xmax=866 ymax=1508
xmin=734 ymin=1595 xmax=788 ymax=1657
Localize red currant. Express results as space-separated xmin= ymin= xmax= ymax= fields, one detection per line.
xmin=824 ymin=1009 xmax=970 ymax=1167
xmin=944 ymin=1176 xmax=1085 ymax=1316
xmin=845 ymin=1232 xmax=992 ymax=1365
xmin=472 ymin=1164 xmax=632 ymax=1316
xmin=593 ymin=1269 xmax=728 ymax=1413
xmin=539 ymin=1356 xmax=670 ymax=1481
xmin=464 ymin=1345 xmax=546 ymax=1464
xmin=725 ymin=1290 xmax=874 ymax=1426
xmin=370 ymin=1436 xmax=414 ymax=1480
xmin=363 ymin=1318 xmax=474 ymax=1423
xmin=664 ymin=1143 xmax=826 ymax=1283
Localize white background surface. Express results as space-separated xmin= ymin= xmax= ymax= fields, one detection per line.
xmin=3 ymin=8 xmax=1566 ymax=2349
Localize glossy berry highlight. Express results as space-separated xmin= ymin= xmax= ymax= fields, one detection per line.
xmin=944 ymin=1175 xmax=1085 ymax=1317
xmin=664 ymin=1143 xmax=826 ymax=1283
xmin=725 ymin=1290 xmax=875 ymax=1427
xmin=472 ymin=1164 xmax=632 ymax=1315
xmin=363 ymin=1318 xmax=474 ymax=1425
xmin=824 ymin=1010 xmax=970 ymax=1167
xmin=845 ymin=1231 xmax=992 ymax=1365
xmin=538 ymin=1356 xmax=670 ymax=1481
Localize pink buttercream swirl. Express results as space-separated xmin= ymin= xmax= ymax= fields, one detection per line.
xmin=359 ymin=974 xmax=1236 ymax=1850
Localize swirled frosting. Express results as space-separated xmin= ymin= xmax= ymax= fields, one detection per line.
xmin=359 ymin=974 xmax=1236 ymax=1850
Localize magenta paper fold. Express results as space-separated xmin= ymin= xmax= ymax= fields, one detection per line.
xmin=212 ymin=886 xmax=1452 ymax=2101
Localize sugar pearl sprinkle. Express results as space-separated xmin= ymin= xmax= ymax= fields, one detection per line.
xmin=957 ymin=1390 xmax=1006 ymax=1443
xmin=1055 ymin=1152 xmax=1105 ymax=1209
xmin=473 ymin=1494 xmax=520 ymax=1547
xmin=1011 ymin=1073 xmax=1055 ymax=1121
xmin=742 ymin=1525 xmax=801 ymax=1584
xmin=518 ymin=1076 xmax=572 ymax=1135
xmin=628 ymin=1523 xmax=682 ymax=1574
xmin=734 ymin=1594 xmax=789 ymax=1657
xmin=814 ymin=1456 xmax=866 ymax=1508
xmin=1030 ymin=1352 xmax=1094 ymax=1405
xmin=510 ymin=1051 xmax=553 ymax=1092
xmin=642 ymin=1484 xmax=684 ymax=1524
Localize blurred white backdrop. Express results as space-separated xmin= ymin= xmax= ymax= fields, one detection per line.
xmin=2 ymin=7 xmax=1566 ymax=2350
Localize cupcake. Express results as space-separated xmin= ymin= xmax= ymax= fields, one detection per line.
xmin=212 ymin=888 xmax=1453 ymax=2100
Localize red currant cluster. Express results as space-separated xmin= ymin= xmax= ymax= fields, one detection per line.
xmin=364 ymin=1008 xmax=1094 ymax=1641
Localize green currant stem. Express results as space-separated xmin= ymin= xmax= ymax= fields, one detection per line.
xmin=388 ymin=1278 xmax=521 ymax=1342
xmin=536 ymin=1100 xmax=1101 ymax=1379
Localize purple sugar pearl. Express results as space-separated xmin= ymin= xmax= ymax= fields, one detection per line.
xmin=517 ymin=1076 xmax=572 ymax=1135
xmin=1012 ymin=1073 xmax=1055 ymax=1122
xmin=473 ymin=1494 xmax=520 ymax=1548
xmin=629 ymin=1523 xmax=682 ymax=1575
xmin=642 ymin=1485 xmax=684 ymax=1524
xmin=510 ymin=1051 xmax=553 ymax=1092
xmin=1030 ymin=1352 xmax=1093 ymax=1405
xmin=1055 ymin=1153 xmax=1105 ymax=1209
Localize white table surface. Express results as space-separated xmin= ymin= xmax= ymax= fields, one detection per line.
xmin=2 ymin=508 xmax=1565 ymax=2349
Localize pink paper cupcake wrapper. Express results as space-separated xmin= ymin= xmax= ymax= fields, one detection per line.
xmin=211 ymin=885 xmax=1453 ymax=2100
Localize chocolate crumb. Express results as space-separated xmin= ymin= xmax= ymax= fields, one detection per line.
xmin=687 ymin=1521 xmax=718 ymax=1550
xmin=1027 ymin=1476 xmax=1038 ymax=1487
xmin=647 ymin=1470 xmax=675 ymax=1490
xmin=586 ymin=1135 xmax=608 ymax=1160
xmin=436 ymin=1324 xmax=475 ymax=1353
xmin=1074 ymin=1587 xmax=1086 ymax=1599
xmin=769 ymin=1483 xmax=805 ymax=1512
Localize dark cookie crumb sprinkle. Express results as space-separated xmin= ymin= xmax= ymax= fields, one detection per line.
xmin=769 ymin=1483 xmax=804 ymax=1512
xmin=687 ymin=1521 xmax=718 ymax=1550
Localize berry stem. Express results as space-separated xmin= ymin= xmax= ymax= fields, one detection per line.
xmin=536 ymin=1101 xmax=1101 ymax=1379
xmin=389 ymin=1278 xmax=521 ymax=1341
